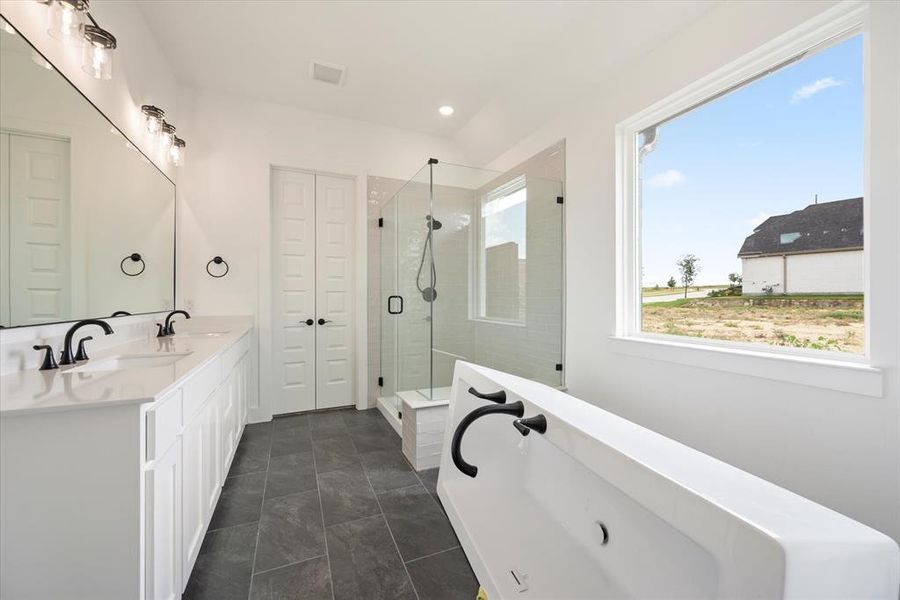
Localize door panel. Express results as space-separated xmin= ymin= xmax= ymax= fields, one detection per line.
xmin=8 ymin=134 xmax=70 ymax=325
xmin=271 ymin=169 xmax=317 ymax=414
xmin=315 ymin=174 xmax=355 ymax=409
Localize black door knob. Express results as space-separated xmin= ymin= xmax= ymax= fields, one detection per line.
xmin=302 ymin=318 xmax=314 ymax=326
xmin=318 ymin=318 xmax=332 ymax=325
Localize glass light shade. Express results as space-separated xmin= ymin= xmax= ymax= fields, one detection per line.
xmin=47 ymin=0 xmax=88 ymax=46
xmin=81 ymin=25 xmax=115 ymax=80
xmin=169 ymin=138 xmax=186 ymax=167
xmin=81 ymin=39 xmax=112 ymax=79
xmin=141 ymin=105 xmax=165 ymax=135
xmin=158 ymin=122 xmax=176 ymax=151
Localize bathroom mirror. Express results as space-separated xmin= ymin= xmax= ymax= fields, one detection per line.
xmin=0 ymin=26 xmax=175 ymax=328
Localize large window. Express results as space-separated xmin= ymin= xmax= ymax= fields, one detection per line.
xmin=476 ymin=176 xmax=527 ymax=322
xmin=628 ymin=31 xmax=865 ymax=356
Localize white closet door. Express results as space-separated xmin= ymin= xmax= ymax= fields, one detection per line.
xmin=8 ymin=134 xmax=70 ymax=325
xmin=271 ymin=168 xmax=318 ymax=414
xmin=314 ymin=174 xmax=355 ymax=409
xmin=0 ymin=133 xmax=9 ymax=326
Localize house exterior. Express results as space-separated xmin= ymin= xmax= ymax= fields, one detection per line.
xmin=738 ymin=197 xmax=863 ymax=295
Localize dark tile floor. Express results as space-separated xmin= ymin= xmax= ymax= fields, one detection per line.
xmin=183 ymin=407 xmax=479 ymax=600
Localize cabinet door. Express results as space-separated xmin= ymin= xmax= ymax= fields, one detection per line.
xmin=220 ymin=378 xmax=237 ymax=478
xmin=238 ymin=356 xmax=248 ymax=428
xmin=146 ymin=438 xmax=182 ymax=600
xmin=181 ymin=409 xmax=205 ymax=583
xmin=203 ymin=393 xmax=222 ymax=516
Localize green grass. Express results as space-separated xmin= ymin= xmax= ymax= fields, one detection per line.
xmin=641 ymin=284 xmax=726 ymax=297
xmin=824 ymin=310 xmax=864 ymax=320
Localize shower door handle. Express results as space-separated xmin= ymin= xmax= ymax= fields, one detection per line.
xmin=388 ymin=295 xmax=404 ymax=315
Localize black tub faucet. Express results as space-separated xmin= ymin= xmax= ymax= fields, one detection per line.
xmin=59 ymin=319 xmax=114 ymax=366
xmin=513 ymin=414 xmax=547 ymax=436
xmin=451 ymin=387 xmax=524 ymax=478
xmin=162 ymin=310 xmax=191 ymax=336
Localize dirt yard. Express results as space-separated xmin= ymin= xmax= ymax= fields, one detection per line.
xmin=642 ymin=296 xmax=864 ymax=354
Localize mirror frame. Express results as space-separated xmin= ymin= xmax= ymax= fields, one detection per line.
xmin=0 ymin=18 xmax=176 ymax=330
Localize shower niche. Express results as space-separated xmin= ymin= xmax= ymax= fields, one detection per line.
xmin=373 ymin=149 xmax=565 ymax=427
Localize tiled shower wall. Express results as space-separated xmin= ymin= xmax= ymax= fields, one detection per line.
xmin=367 ymin=142 xmax=565 ymax=406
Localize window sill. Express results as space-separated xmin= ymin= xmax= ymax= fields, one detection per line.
xmin=608 ymin=335 xmax=883 ymax=397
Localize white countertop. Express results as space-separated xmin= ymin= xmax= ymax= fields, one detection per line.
xmin=0 ymin=324 xmax=251 ymax=417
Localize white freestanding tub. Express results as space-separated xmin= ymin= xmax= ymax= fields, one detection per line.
xmin=438 ymin=362 xmax=899 ymax=599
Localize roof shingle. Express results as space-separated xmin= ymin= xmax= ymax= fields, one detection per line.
xmin=737 ymin=197 xmax=863 ymax=258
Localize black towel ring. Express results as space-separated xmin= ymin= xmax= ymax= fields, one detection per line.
xmin=120 ymin=253 xmax=145 ymax=276
xmin=206 ymin=256 xmax=229 ymax=278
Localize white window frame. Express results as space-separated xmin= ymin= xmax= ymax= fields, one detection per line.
xmin=613 ymin=1 xmax=884 ymax=397
xmin=472 ymin=174 xmax=528 ymax=326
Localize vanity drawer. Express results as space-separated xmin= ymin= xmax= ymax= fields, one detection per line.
xmin=182 ymin=357 xmax=223 ymax=422
xmin=221 ymin=333 xmax=250 ymax=374
xmin=146 ymin=388 xmax=182 ymax=461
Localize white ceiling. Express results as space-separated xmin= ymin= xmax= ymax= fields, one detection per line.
xmin=136 ymin=1 xmax=718 ymax=156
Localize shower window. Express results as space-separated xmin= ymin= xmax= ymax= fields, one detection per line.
xmin=476 ymin=175 xmax=527 ymax=323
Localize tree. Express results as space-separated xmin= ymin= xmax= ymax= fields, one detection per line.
xmin=667 ymin=276 xmax=677 ymax=288
xmin=676 ymin=254 xmax=701 ymax=298
xmin=728 ymin=272 xmax=743 ymax=288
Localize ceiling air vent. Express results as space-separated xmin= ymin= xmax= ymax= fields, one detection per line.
xmin=309 ymin=59 xmax=347 ymax=87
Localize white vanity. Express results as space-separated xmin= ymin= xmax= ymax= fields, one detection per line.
xmin=0 ymin=319 xmax=253 ymax=599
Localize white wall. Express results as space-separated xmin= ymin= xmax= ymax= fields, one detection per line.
xmin=175 ymin=87 xmax=467 ymax=422
xmin=741 ymin=255 xmax=784 ymax=294
xmin=0 ymin=0 xmax=180 ymax=179
xmin=786 ymin=250 xmax=864 ymax=294
xmin=485 ymin=0 xmax=900 ymax=548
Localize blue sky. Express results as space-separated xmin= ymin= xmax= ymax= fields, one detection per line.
xmin=641 ymin=34 xmax=863 ymax=287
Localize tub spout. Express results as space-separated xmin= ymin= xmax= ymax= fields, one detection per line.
xmin=513 ymin=414 xmax=547 ymax=436
xmin=451 ymin=400 xmax=524 ymax=478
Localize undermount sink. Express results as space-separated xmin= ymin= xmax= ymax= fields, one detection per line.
xmin=172 ymin=331 xmax=229 ymax=338
xmin=69 ymin=352 xmax=193 ymax=372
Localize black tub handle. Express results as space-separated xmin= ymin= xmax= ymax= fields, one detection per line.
xmin=468 ymin=387 xmax=506 ymax=404
xmin=451 ymin=400 xmax=524 ymax=478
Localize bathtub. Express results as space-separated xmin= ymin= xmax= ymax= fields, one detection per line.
xmin=437 ymin=362 xmax=900 ymax=599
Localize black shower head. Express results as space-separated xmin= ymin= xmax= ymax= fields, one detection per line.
xmin=426 ymin=215 xmax=443 ymax=230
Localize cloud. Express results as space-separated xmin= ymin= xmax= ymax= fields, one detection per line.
xmin=647 ymin=169 xmax=686 ymax=188
xmin=790 ymin=77 xmax=845 ymax=104
xmin=749 ymin=212 xmax=770 ymax=229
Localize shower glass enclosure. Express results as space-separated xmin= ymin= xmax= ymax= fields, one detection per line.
xmin=380 ymin=160 xmax=564 ymax=412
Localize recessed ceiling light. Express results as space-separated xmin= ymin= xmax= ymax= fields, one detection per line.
xmin=438 ymin=105 xmax=455 ymax=116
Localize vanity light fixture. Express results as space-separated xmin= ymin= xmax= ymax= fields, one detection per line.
xmin=47 ymin=0 xmax=89 ymax=46
xmin=169 ymin=137 xmax=186 ymax=167
xmin=158 ymin=121 xmax=176 ymax=151
xmin=81 ymin=24 xmax=115 ymax=80
xmin=35 ymin=0 xmax=118 ymax=79
xmin=141 ymin=105 xmax=165 ymax=135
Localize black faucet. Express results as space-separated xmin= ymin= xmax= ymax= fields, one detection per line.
xmin=450 ymin=387 xmax=524 ymax=478
xmin=513 ymin=414 xmax=547 ymax=436
xmin=110 ymin=310 xmax=131 ymax=317
xmin=161 ymin=310 xmax=190 ymax=336
xmin=59 ymin=319 xmax=114 ymax=366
